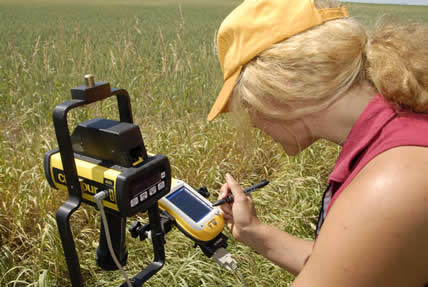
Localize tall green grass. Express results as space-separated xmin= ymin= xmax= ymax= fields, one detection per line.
xmin=1 ymin=1 xmax=428 ymax=286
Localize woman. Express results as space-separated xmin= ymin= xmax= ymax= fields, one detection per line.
xmin=208 ymin=0 xmax=428 ymax=286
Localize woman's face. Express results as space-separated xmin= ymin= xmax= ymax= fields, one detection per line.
xmin=249 ymin=110 xmax=315 ymax=156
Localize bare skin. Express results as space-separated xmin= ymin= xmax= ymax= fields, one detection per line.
xmin=219 ymin=174 xmax=314 ymax=275
xmin=217 ymin=81 xmax=428 ymax=286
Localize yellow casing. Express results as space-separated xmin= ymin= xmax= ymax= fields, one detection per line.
xmin=47 ymin=151 xmax=121 ymax=212
xmin=158 ymin=179 xmax=224 ymax=243
xmin=46 ymin=151 xmax=224 ymax=242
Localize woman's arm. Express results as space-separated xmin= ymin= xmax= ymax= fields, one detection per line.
xmin=235 ymin=221 xmax=314 ymax=275
xmin=293 ymin=146 xmax=428 ymax=286
xmin=218 ymin=174 xmax=313 ymax=275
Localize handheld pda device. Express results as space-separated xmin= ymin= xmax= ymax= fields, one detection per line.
xmin=159 ymin=179 xmax=224 ymax=244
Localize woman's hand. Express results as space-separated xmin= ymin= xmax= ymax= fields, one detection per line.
xmin=217 ymin=174 xmax=314 ymax=275
xmin=217 ymin=173 xmax=261 ymax=244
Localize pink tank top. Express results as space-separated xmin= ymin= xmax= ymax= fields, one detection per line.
xmin=315 ymin=94 xmax=428 ymax=236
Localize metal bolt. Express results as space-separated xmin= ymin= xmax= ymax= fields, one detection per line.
xmin=84 ymin=74 xmax=95 ymax=87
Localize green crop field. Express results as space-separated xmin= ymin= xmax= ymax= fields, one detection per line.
xmin=1 ymin=1 xmax=428 ymax=286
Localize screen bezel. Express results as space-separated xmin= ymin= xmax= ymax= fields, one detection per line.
xmin=161 ymin=181 xmax=220 ymax=231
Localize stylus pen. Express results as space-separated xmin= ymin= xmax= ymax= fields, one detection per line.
xmin=212 ymin=180 xmax=269 ymax=206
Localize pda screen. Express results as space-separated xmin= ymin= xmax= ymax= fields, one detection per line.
xmin=166 ymin=186 xmax=212 ymax=222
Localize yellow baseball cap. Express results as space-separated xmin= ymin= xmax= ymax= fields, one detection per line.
xmin=207 ymin=0 xmax=349 ymax=121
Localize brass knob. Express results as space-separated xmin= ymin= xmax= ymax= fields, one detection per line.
xmin=84 ymin=74 xmax=95 ymax=87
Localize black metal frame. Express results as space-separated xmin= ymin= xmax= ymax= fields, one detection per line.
xmin=53 ymin=82 xmax=166 ymax=287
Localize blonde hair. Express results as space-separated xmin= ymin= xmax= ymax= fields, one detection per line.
xmin=367 ymin=21 xmax=428 ymax=113
xmin=229 ymin=0 xmax=428 ymax=120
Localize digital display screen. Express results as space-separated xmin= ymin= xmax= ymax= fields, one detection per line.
xmin=166 ymin=186 xmax=212 ymax=222
xmin=131 ymin=172 xmax=160 ymax=198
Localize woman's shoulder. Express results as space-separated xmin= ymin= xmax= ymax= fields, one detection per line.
xmin=343 ymin=146 xmax=428 ymax=226
xmin=360 ymin=145 xmax=428 ymax=194
xmin=295 ymin=146 xmax=428 ymax=287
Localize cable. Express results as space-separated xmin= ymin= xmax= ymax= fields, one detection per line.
xmin=233 ymin=267 xmax=247 ymax=287
xmin=94 ymin=190 xmax=133 ymax=287
xmin=211 ymin=248 xmax=247 ymax=287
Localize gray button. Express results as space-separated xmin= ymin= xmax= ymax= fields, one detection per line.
xmin=149 ymin=186 xmax=157 ymax=196
xmin=130 ymin=197 xmax=139 ymax=208
xmin=157 ymin=181 xmax=165 ymax=190
xmin=140 ymin=191 xmax=148 ymax=201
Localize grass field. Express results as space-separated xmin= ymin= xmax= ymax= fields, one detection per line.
xmin=1 ymin=1 xmax=428 ymax=286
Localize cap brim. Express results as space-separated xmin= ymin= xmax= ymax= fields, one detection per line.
xmin=207 ymin=66 xmax=242 ymax=121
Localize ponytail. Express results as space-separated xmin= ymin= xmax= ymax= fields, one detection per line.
xmin=366 ymin=21 xmax=428 ymax=113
